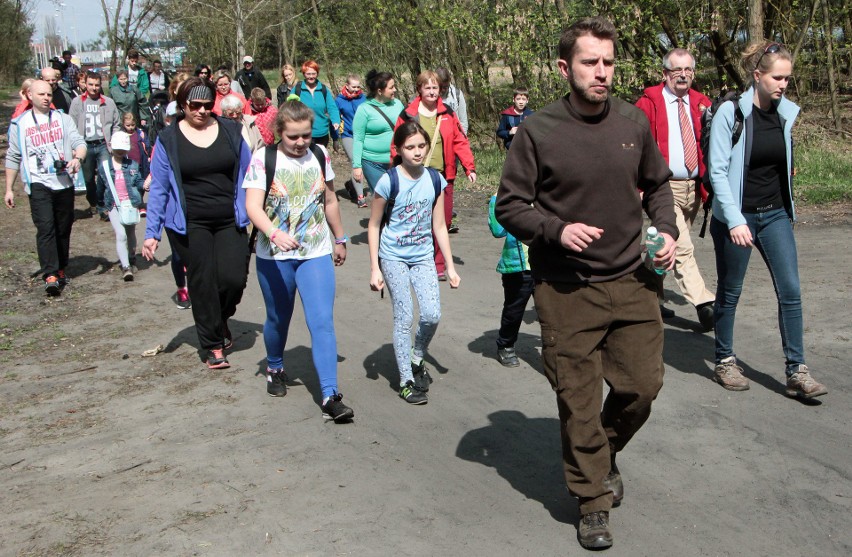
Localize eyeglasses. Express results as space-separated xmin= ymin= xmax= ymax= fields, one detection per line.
xmin=665 ymin=67 xmax=694 ymax=76
xmin=187 ymin=101 xmax=213 ymax=111
xmin=755 ymin=42 xmax=782 ymax=71
xmin=199 ymin=71 xmax=210 ymax=76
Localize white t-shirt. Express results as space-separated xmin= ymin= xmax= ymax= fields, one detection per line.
xmin=375 ymin=168 xmax=447 ymax=263
xmin=19 ymin=111 xmax=74 ymax=190
xmin=128 ymin=68 xmax=139 ymax=87
xmin=243 ymin=145 xmax=336 ymax=261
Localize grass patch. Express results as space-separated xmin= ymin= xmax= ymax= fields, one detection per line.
xmin=465 ymin=143 xmax=507 ymax=194
xmin=794 ymin=141 xmax=852 ymax=204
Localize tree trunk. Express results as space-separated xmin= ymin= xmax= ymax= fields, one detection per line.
xmin=749 ymin=0 xmax=764 ymax=41
xmin=821 ymin=0 xmax=842 ymax=131
xmin=310 ymin=0 xmax=336 ymax=92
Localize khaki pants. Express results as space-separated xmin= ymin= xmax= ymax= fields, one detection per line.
xmin=535 ymin=267 xmax=664 ymax=514
xmin=668 ymin=179 xmax=715 ymax=307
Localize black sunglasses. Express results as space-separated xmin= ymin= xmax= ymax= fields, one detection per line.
xmin=755 ymin=43 xmax=782 ymax=71
xmin=188 ymin=101 xmax=214 ymax=111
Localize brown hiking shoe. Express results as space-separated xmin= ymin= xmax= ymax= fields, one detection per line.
xmin=713 ymin=356 xmax=749 ymax=391
xmin=578 ymin=510 xmax=613 ymax=550
xmin=603 ymin=469 xmax=623 ymax=507
xmin=786 ymin=365 xmax=827 ymax=399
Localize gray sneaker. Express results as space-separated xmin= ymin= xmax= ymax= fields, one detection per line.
xmin=785 ymin=365 xmax=827 ymax=399
xmin=713 ymin=356 xmax=749 ymax=391
xmin=497 ymin=347 xmax=520 ymax=367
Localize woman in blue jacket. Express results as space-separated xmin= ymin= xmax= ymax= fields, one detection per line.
xmin=708 ymin=41 xmax=826 ymax=400
xmin=142 ymin=77 xmax=253 ymax=370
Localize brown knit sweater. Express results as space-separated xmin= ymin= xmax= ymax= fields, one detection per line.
xmin=495 ymin=94 xmax=678 ymax=283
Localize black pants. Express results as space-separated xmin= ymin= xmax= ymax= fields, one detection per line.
xmin=312 ymin=134 xmax=330 ymax=148
xmin=497 ymin=271 xmax=535 ymax=348
xmin=167 ymin=222 xmax=249 ymax=350
xmin=29 ymin=183 xmax=75 ymax=279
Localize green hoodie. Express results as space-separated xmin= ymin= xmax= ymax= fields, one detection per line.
xmin=351 ymin=98 xmax=404 ymax=167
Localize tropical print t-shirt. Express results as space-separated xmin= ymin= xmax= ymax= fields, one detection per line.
xmin=375 ymin=168 xmax=447 ymax=263
xmin=243 ymin=145 xmax=335 ymax=261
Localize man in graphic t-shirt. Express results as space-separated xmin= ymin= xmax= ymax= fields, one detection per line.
xmin=5 ymin=80 xmax=87 ymax=295
xmin=70 ymin=71 xmax=121 ymax=217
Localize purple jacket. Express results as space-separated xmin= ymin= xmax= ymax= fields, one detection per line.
xmin=145 ymin=116 xmax=252 ymax=240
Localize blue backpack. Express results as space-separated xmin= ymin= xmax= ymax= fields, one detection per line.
xmin=380 ymin=166 xmax=443 ymax=230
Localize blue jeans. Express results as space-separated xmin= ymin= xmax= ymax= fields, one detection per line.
xmin=361 ymin=159 xmax=389 ymax=195
xmin=80 ymin=141 xmax=109 ymax=210
xmin=710 ymin=210 xmax=804 ymax=374
xmin=256 ymin=256 xmax=339 ymax=398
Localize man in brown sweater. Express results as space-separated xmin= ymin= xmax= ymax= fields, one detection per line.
xmin=495 ymin=17 xmax=678 ymax=550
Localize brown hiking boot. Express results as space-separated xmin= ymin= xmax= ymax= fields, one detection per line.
xmin=785 ymin=365 xmax=827 ymax=399
xmin=713 ymin=356 xmax=749 ymax=391
xmin=603 ymin=469 xmax=623 ymax=507
xmin=578 ymin=510 xmax=613 ymax=550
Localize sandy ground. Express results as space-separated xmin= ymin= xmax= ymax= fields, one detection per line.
xmin=1 ymin=138 xmax=851 ymax=556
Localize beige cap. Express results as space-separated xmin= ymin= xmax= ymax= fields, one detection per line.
xmin=243 ymin=56 xmax=254 ymax=64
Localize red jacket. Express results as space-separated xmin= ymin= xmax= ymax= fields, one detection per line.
xmin=635 ymin=83 xmax=711 ymax=200
xmin=392 ymin=96 xmax=475 ymax=182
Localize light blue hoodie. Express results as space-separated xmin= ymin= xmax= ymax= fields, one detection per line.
xmin=709 ymin=86 xmax=799 ymax=228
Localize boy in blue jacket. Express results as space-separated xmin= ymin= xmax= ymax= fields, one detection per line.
xmin=496 ymin=87 xmax=534 ymax=150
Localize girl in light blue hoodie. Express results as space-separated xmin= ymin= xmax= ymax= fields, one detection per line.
xmin=707 ymin=41 xmax=826 ymax=400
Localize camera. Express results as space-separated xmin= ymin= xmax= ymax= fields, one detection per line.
xmin=53 ymin=160 xmax=68 ymax=172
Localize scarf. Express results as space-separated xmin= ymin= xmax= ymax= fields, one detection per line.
xmin=340 ymin=87 xmax=362 ymax=101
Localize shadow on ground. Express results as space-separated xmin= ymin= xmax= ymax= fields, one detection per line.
xmin=456 ymin=410 xmax=577 ymax=525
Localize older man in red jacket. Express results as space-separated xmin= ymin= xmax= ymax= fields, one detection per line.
xmin=636 ymin=48 xmax=715 ymax=331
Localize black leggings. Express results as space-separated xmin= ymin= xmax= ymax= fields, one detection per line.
xmin=167 ymin=222 xmax=249 ymax=350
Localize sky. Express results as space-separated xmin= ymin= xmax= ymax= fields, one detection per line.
xmin=31 ymin=0 xmax=116 ymax=47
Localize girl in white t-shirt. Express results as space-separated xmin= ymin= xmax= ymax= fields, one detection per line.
xmin=243 ymin=100 xmax=354 ymax=423
xmin=367 ymin=121 xmax=460 ymax=405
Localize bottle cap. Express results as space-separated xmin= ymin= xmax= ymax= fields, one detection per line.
xmin=647 ymin=226 xmax=658 ymax=236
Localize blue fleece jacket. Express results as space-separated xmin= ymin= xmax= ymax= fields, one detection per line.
xmin=335 ymin=92 xmax=366 ymax=138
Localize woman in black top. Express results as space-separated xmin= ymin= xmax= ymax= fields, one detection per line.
xmin=142 ymin=77 xmax=253 ymax=369
xmin=708 ymin=41 xmax=827 ymax=399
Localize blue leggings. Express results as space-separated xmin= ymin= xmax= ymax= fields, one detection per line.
xmin=380 ymin=258 xmax=442 ymax=385
xmin=256 ymin=256 xmax=339 ymax=398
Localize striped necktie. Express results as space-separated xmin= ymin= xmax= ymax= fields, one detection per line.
xmin=678 ymin=98 xmax=698 ymax=174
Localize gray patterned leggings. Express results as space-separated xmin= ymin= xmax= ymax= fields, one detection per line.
xmin=380 ymin=258 xmax=442 ymax=385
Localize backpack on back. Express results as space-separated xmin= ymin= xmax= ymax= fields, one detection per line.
xmin=248 ymin=143 xmax=327 ymax=252
xmin=698 ymin=90 xmax=744 ymax=237
xmin=380 ymin=166 xmax=443 ymax=231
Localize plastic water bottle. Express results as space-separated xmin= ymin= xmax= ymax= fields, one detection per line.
xmin=645 ymin=226 xmax=667 ymax=276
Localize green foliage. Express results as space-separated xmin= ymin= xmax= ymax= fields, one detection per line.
xmin=0 ymin=0 xmax=34 ymax=84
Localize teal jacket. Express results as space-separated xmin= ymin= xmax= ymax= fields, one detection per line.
xmin=489 ymin=194 xmax=530 ymax=274
xmin=295 ymin=81 xmax=341 ymax=138
xmin=709 ymin=87 xmax=799 ymax=227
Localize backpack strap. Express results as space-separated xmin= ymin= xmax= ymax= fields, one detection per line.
xmin=370 ymin=104 xmax=395 ymax=130
xmin=381 ymin=167 xmax=442 ymax=231
xmin=309 ymin=143 xmax=327 ymax=183
xmin=426 ymin=167 xmax=442 ymax=207
xmin=248 ymin=144 xmax=280 ymax=251
xmin=380 ymin=167 xmax=400 ymax=230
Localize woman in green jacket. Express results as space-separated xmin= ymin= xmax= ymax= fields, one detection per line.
xmin=110 ymin=69 xmax=151 ymax=128
xmin=351 ymin=70 xmax=404 ymax=204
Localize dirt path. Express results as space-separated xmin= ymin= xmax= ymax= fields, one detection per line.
xmin=1 ymin=118 xmax=851 ymax=555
